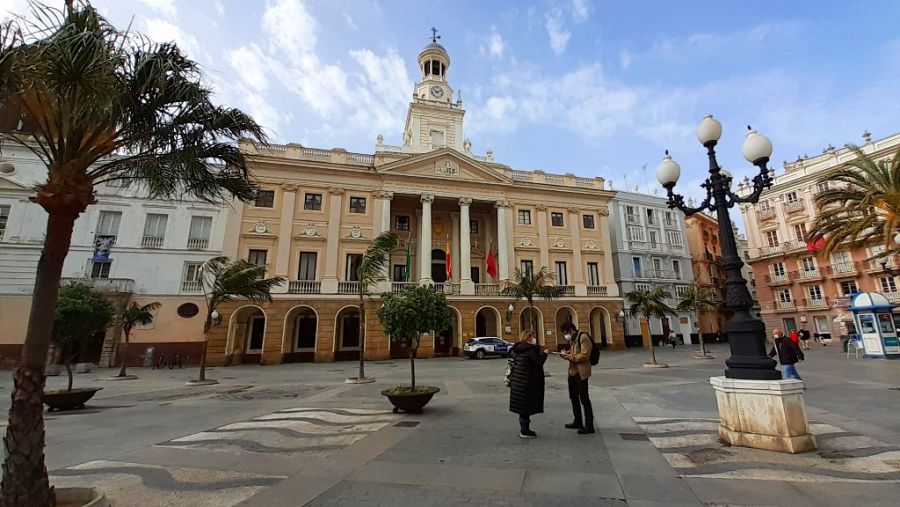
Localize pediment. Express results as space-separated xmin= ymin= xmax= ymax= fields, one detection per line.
xmin=0 ymin=175 xmax=29 ymax=190
xmin=377 ymin=149 xmax=509 ymax=184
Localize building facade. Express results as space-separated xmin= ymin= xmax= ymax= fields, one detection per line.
xmin=684 ymin=212 xmax=728 ymax=338
xmin=205 ymin=40 xmax=624 ymax=366
xmin=737 ymin=131 xmax=900 ymax=340
xmin=0 ymin=142 xmax=233 ymax=367
xmin=607 ymin=191 xmax=696 ymax=347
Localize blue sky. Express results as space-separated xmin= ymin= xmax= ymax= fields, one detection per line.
xmin=4 ymin=0 xmax=900 ymax=205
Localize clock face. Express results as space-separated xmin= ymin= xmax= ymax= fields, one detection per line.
xmin=430 ymin=85 xmax=444 ymax=99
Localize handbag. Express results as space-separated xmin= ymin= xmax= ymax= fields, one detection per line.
xmin=504 ymin=358 xmax=513 ymax=387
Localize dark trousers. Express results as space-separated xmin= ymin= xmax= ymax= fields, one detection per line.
xmin=519 ymin=415 xmax=531 ymax=432
xmin=568 ymin=375 xmax=594 ymax=426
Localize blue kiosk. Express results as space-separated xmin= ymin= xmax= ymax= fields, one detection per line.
xmin=849 ymin=292 xmax=900 ymax=359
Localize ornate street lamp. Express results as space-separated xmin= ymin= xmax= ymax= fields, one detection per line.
xmin=656 ymin=115 xmax=780 ymax=380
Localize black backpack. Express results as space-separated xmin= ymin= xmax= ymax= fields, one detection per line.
xmin=580 ymin=332 xmax=600 ymax=366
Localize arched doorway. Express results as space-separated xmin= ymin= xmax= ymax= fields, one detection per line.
xmin=334 ymin=306 xmax=361 ymax=361
xmin=431 ymin=249 xmax=447 ymax=283
xmin=555 ymin=306 xmax=577 ymax=333
xmin=283 ymin=306 xmax=318 ymax=363
xmin=436 ymin=307 xmax=460 ymax=357
xmin=519 ymin=306 xmax=545 ymax=344
xmin=475 ymin=306 xmax=501 ymax=337
xmin=227 ymin=305 xmax=266 ymax=364
xmin=589 ymin=307 xmax=611 ymax=348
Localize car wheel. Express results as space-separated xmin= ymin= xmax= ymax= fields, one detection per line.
xmin=475 ymin=349 xmax=485 ymax=359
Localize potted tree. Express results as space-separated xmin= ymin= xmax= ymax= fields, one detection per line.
xmin=501 ymin=267 xmax=562 ymax=335
xmin=110 ymin=301 xmax=161 ymax=380
xmin=676 ymin=282 xmax=721 ymax=359
xmin=624 ymin=286 xmax=675 ymax=368
xmin=0 ymin=3 xmax=266 ymax=502
xmin=349 ymin=232 xmax=399 ymax=384
xmin=377 ymin=285 xmax=452 ymax=413
xmin=189 ymin=256 xmax=284 ymax=386
xmin=43 ymin=283 xmax=114 ymax=411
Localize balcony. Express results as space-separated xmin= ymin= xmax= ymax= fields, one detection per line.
xmin=776 ymin=300 xmax=795 ymax=310
xmin=757 ymin=207 xmax=776 ymax=221
xmin=587 ymin=285 xmax=607 ymax=296
xmin=475 ymin=283 xmax=500 ymax=296
xmin=288 ymin=280 xmax=321 ymax=294
xmin=766 ymin=273 xmax=792 ymax=286
xmin=61 ymin=277 xmax=134 ymax=294
xmin=645 ymin=269 xmax=682 ymax=280
xmin=338 ymin=281 xmax=359 ymax=294
xmin=141 ymin=236 xmax=164 ymax=248
xmin=796 ymin=268 xmax=822 ymax=281
xmin=884 ymin=292 xmax=900 ymax=303
xmin=625 ymin=214 xmax=640 ymax=224
xmin=391 ymin=282 xmax=417 ymax=293
xmin=558 ymin=285 xmax=575 ymax=296
xmin=751 ymin=240 xmax=805 ymax=259
xmin=864 ymin=259 xmax=894 ymax=272
xmin=664 ymin=219 xmax=678 ymax=228
xmin=828 ymin=262 xmax=858 ymax=277
xmin=783 ymin=198 xmax=805 ymax=213
xmin=803 ymin=297 xmax=828 ymax=308
xmin=181 ymin=280 xmax=203 ymax=293
xmin=187 ymin=237 xmax=209 ymax=250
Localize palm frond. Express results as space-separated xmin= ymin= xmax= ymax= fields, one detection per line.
xmin=118 ymin=301 xmax=161 ymax=330
xmin=358 ymin=232 xmax=399 ymax=294
xmin=200 ymin=256 xmax=285 ymax=309
xmin=625 ymin=286 xmax=675 ymax=320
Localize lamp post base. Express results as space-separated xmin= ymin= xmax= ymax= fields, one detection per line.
xmin=710 ymin=376 xmax=816 ymax=453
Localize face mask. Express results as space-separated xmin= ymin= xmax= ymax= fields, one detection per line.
xmin=564 ymin=334 xmax=573 ymax=341
xmin=529 ymin=338 xmax=536 ymax=344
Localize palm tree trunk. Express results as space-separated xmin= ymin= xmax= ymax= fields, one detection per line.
xmin=64 ymin=359 xmax=73 ymax=392
xmin=409 ymin=338 xmax=417 ymax=390
xmin=645 ymin=317 xmax=657 ymax=365
xmin=2 ymin=210 xmax=78 ymax=507
xmin=358 ymin=295 xmax=366 ymax=380
xmin=199 ymin=316 xmax=211 ymax=382
xmin=118 ymin=328 xmax=130 ymax=377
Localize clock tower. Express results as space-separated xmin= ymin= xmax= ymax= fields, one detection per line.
xmin=402 ymin=29 xmax=465 ymax=153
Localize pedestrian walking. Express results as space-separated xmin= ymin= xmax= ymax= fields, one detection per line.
xmin=559 ymin=322 xmax=594 ymax=435
xmin=667 ymin=329 xmax=678 ymax=348
xmin=798 ymin=326 xmax=811 ymax=350
xmin=790 ymin=329 xmax=800 ymax=344
xmin=768 ymin=329 xmax=805 ymax=380
xmin=508 ymin=330 xmax=547 ymax=439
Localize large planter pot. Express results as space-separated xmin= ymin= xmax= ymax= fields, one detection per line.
xmin=56 ymin=487 xmax=110 ymax=507
xmin=381 ymin=386 xmax=439 ymax=414
xmin=43 ymin=387 xmax=103 ymax=412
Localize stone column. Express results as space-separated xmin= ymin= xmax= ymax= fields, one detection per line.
xmin=495 ymin=200 xmax=511 ymax=281
xmin=451 ymin=212 xmax=460 ymax=282
xmin=375 ymin=191 xmax=394 ymax=292
xmin=459 ymin=198 xmax=474 ymax=294
xmin=536 ymin=205 xmax=550 ymax=269
xmin=569 ymin=207 xmax=587 ymax=296
xmin=321 ymin=187 xmax=344 ymax=294
xmin=275 ymin=184 xmax=298 ymax=284
xmin=598 ymin=206 xmax=618 ymax=296
xmin=419 ymin=194 xmax=434 ymax=284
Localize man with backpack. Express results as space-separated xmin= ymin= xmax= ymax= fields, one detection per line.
xmin=559 ymin=322 xmax=596 ymax=435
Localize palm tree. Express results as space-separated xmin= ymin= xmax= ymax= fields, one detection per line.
xmin=194 ymin=257 xmax=284 ymax=384
xmin=0 ymin=4 xmax=265 ymax=503
xmin=352 ymin=232 xmax=399 ymax=383
xmin=501 ymin=267 xmax=562 ymax=335
xmin=808 ymin=145 xmax=900 ymax=258
xmin=115 ymin=301 xmax=161 ymax=378
xmin=676 ymin=283 xmax=721 ymax=358
xmin=625 ymin=286 xmax=675 ymax=366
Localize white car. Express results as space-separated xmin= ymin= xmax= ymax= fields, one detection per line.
xmin=464 ymin=337 xmax=515 ymax=359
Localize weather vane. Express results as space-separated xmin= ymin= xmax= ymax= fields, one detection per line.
xmin=430 ymin=27 xmax=441 ymax=43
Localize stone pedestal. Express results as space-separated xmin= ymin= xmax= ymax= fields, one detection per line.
xmin=710 ymin=376 xmax=817 ymax=454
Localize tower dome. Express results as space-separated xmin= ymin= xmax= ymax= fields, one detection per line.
xmin=418 ymin=28 xmax=449 ymax=81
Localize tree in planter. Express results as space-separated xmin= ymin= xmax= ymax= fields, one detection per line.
xmin=194 ymin=257 xmax=284 ymax=384
xmin=352 ymin=232 xmax=400 ymax=383
xmin=114 ymin=302 xmax=161 ymax=378
xmin=676 ymin=283 xmax=721 ymax=358
xmin=377 ymin=285 xmax=452 ymax=391
xmin=50 ymin=284 xmax=114 ymax=392
xmin=501 ymin=267 xmax=562 ymax=335
xmin=0 ymin=3 xmax=265 ymax=503
xmin=624 ymin=286 xmax=675 ymax=366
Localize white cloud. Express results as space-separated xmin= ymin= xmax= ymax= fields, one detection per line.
xmin=545 ymin=9 xmax=571 ymax=54
xmin=344 ymin=12 xmax=357 ymax=30
xmin=135 ymin=0 xmax=177 ymax=19
xmin=214 ymin=0 xmax=225 ymax=21
xmin=571 ymin=0 xmax=590 ymax=23
xmin=227 ymin=44 xmax=269 ymax=92
xmin=143 ymin=18 xmax=210 ymax=63
xmin=489 ymin=30 xmax=505 ymax=58
xmin=619 ymin=50 xmax=632 ymax=70
xmin=261 ymin=0 xmax=317 ymax=59
xmin=651 ymin=21 xmax=802 ymax=61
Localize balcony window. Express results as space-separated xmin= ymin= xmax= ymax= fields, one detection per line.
xmin=393 ymin=264 xmax=408 ymax=282
xmin=672 ymin=260 xmax=681 ymax=279
xmin=248 ymin=249 xmax=268 ymax=269
xmin=649 ymin=230 xmax=659 ymax=249
xmin=772 ymin=262 xmax=786 ymax=277
xmin=346 ymin=254 xmax=363 ymax=281
xmin=188 ymin=216 xmax=212 ymax=249
xmin=587 ymin=262 xmax=600 ymax=286
xmin=666 ymin=231 xmax=682 ymax=247
xmin=298 ymin=252 xmax=317 ymax=280
xmin=778 ymin=289 xmax=792 ymax=303
xmin=517 ymin=209 xmax=532 ymax=225
xmin=785 ymin=191 xmax=798 ymax=204
xmin=646 ymin=208 xmax=656 ymax=225
xmin=800 ymin=257 xmax=816 ymax=272
xmin=582 ymin=215 xmax=595 ymax=229
xmin=0 ymin=204 xmax=9 ymax=239
xmin=520 ymin=260 xmax=534 ymax=276
xmin=627 ymin=226 xmax=645 ymax=242
xmin=880 ymin=276 xmax=898 ymax=293
xmin=816 ymin=181 xmax=829 ymax=193
xmin=765 ymin=230 xmax=779 ymax=247
xmin=96 ymin=210 xmax=122 ymax=240
xmin=349 ymin=197 xmax=367 ymax=214
xmin=840 ymin=280 xmax=858 ymax=296
xmin=142 ymin=213 xmax=167 ymax=248
xmin=664 ymin=211 xmax=677 ymax=227
xmin=254 ymin=190 xmax=275 ymax=208
xmin=182 ymin=262 xmax=203 ymax=292
xmin=551 ymin=212 xmax=564 ymax=227
xmin=554 ymin=261 xmax=568 ymax=286
xmin=470 ymin=219 xmax=479 ymax=234
xmin=394 ymin=215 xmax=410 ymax=231
xmin=808 ymin=285 xmax=823 ymax=300
xmin=303 ymin=193 xmax=322 ymax=211
xmin=632 ymin=257 xmax=643 ymax=278
xmin=90 ymin=260 xmax=112 ymax=279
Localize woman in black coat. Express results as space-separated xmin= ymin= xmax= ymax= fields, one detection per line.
xmin=508 ymin=330 xmax=548 ymax=439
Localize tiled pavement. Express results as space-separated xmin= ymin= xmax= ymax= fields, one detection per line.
xmin=20 ymin=343 xmax=900 ymax=505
